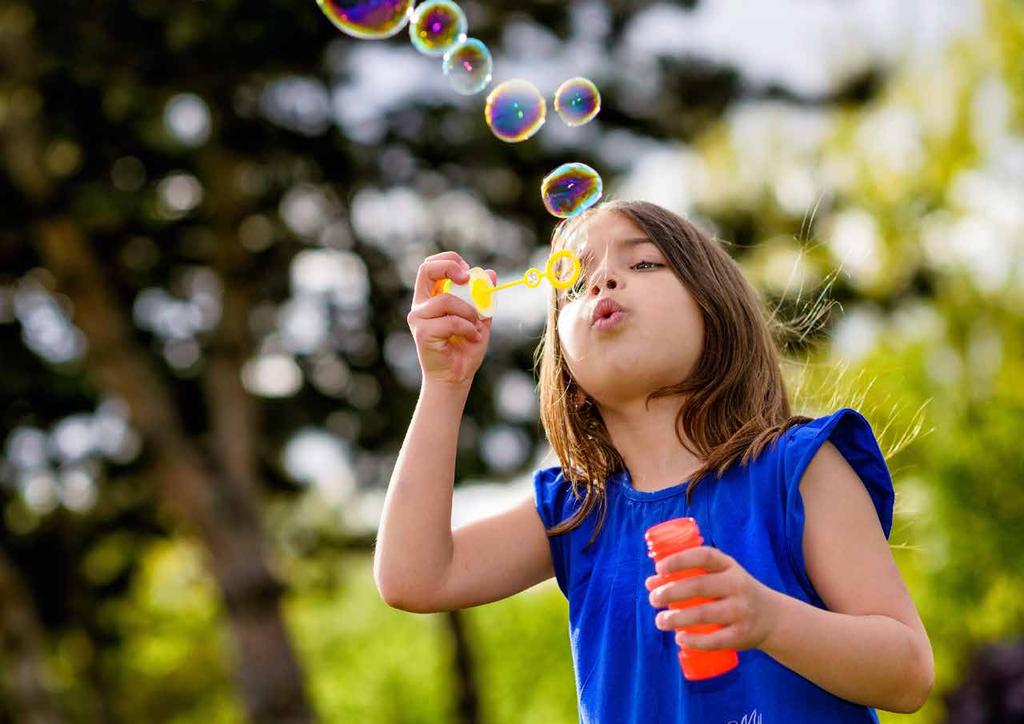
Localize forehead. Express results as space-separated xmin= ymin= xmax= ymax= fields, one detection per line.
xmin=562 ymin=210 xmax=654 ymax=258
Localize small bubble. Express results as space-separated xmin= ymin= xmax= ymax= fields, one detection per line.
xmin=442 ymin=38 xmax=493 ymax=95
xmin=541 ymin=162 xmax=603 ymax=218
xmin=316 ymin=0 xmax=412 ymax=39
xmin=484 ymin=79 xmax=546 ymax=143
xmin=554 ymin=77 xmax=601 ymax=127
xmin=409 ymin=0 xmax=467 ymax=56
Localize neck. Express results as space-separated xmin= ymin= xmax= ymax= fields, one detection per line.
xmin=596 ymin=394 xmax=703 ymax=493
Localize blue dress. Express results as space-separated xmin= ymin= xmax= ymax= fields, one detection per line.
xmin=533 ymin=408 xmax=895 ymax=724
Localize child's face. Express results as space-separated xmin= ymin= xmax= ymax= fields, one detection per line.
xmin=556 ymin=209 xmax=704 ymax=408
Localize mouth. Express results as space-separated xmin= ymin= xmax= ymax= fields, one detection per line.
xmin=591 ymin=298 xmax=626 ymax=327
xmin=592 ymin=310 xmax=626 ymax=330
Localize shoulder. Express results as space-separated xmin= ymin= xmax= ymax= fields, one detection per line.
xmin=784 ymin=412 xmax=927 ymax=651
xmin=532 ymin=465 xmax=582 ymax=529
xmin=779 ymin=406 xmax=895 ymax=538
xmin=782 ymin=406 xmax=877 ymax=450
xmin=768 ymin=408 xmax=900 ymax=609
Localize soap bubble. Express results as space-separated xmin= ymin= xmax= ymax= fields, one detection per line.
xmin=554 ymin=77 xmax=601 ymax=127
xmin=484 ymin=80 xmax=546 ymax=143
xmin=554 ymin=79 xmax=601 ymax=127
xmin=541 ymin=162 xmax=603 ymax=218
xmin=442 ymin=38 xmax=493 ymax=95
xmin=409 ymin=0 xmax=467 ymax=56
xmin=316 ymin=0 xmax=412 ymax=39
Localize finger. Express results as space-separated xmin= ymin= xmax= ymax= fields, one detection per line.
xmin=645 ymin=573 xmax=671 ymax=591
xmin=411 ymin=290 xmax=481 ymax=325
xmin=424 ymin=251 xmax=469 ymax=265
xmin=655 ymin=546 xmax=731 ymax=576
xmin=487 ymin=268 xmax=497 ymax=285
xmin=677 ymin=625 xmax=736 ymax=652
xmin=414 ymin=258 xmax=471 ymax=305
xmin=655 ymin=599 xmax=736 ymax=631
xmin=649 ymin=571 xmax=731 ymax=607
xmin=416 ymin=315 xmax=482 ymax=344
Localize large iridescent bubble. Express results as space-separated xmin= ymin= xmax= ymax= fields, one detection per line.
xmin=409 ymin=0 xmax=467 ymax=56
xmin=484 ymin=80 xmax=547 ymax=143
xmin=541 ymin=162 xmax=603 ymax=218
xmin=442 ymin=38 xmax=493 ymax=95
xmin=316 ymin=0 xmax=413 ymax=39
xmin=554 ymin=77 xmax=601 ymax=127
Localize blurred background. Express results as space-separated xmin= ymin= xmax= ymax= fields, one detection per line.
xmin=1 ymin=0 xmax=1022 ymax=721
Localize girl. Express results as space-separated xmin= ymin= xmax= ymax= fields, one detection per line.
xmin=375 ymin=199 xmax=934 ymax=723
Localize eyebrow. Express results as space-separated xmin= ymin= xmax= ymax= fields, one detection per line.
xmin=576 ymin=236 xmax=658 ymax=267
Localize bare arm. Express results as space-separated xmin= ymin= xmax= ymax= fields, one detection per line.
xmin=761 ymin=441 xmax=934 ymax=713
xmin=374 ymin=250 xmax=554 ymax=613
xmin=432 ymin=493 xmax=553 ymax=612
xmin=373 ymin=380 xmax=469 ymax=609
xmin=373 ymin=381 xmax=554 ymax=612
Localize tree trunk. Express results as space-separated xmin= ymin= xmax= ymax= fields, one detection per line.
xmin=35 ymin=219 xmax=316 ymax=724
xmin=0 ymin=548 xmax=66 ymax=724
xmin=444 ymin=609 xmax=482 ymax=724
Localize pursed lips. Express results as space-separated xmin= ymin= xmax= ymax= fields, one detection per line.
xmin=591 ymin=298 xmax=625 ymax=325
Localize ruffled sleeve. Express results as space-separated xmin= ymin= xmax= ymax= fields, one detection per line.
xmin=780 ymin=407 xmax=895 ymax=604
xmin=532 ymin=465 xmax=579 ymax=598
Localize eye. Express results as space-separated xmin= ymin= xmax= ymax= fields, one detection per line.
xmin=631 ymin=261 xmax=663 ymax=270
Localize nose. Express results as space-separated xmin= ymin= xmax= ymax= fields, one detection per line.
xmin=589 ymin=272 xmax=617 ymax=295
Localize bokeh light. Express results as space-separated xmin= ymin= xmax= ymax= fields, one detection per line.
xmin=241 ymin=354 xmax=304 ymax=398
xmin=282 ymin=428 xmax=356 ymax=504
xmin=484 ymin=79 xmax=547 ymax=143
xmin=163 ymin=93 xmax=211 ymax=146
xmin=156 ymin=173 xmax=204 ymax=218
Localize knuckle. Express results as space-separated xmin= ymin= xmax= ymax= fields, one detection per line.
xmin=661 ymin=583 xmax=680 ymax=603
xmin=662 ymin=583 xmax=675 ymax=599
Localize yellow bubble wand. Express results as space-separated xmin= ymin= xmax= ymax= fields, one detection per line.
xmin=431 ymin=248 xmax=581 ymax=319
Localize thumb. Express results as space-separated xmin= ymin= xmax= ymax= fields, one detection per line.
xmin=487 ymin=269 xmax=497 ymax=285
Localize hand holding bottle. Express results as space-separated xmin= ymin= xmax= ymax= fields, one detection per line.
xmin=645 ymin=520 xmax=779 ymax=679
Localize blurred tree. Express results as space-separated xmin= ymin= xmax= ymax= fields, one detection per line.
xmin=0 ymin=549 xmax=65 ymax=724
xmin=942 ymin=637 xmax=1024 ymax=724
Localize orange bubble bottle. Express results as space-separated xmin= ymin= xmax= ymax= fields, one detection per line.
xmin=644 ymin=517 xmax=739 ymax=681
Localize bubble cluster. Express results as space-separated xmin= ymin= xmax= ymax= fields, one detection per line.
xmin=442 ymin=38 xmax=493 ymax=95
xmin=409 ymin=0 xmax=467 ymax=56
xmin=541 ymin=162 xmax=603 ymax=218
xmin=316 ymin=0 xmax=413 ymax=39
xmin=484 ymin=80 xmax=547 ymax=142
xmin=554 ymin=77 xmax=601 ymax=127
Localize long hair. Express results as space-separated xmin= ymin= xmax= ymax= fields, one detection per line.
xmin=533 ymin=199 xmax=813 ymax=549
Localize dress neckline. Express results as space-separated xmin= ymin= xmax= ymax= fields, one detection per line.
xmin=615 ymin=468 xmax=695 ymax=502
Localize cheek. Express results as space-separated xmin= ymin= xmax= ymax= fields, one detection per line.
xmin=651 ymin=297 xmax=703 ymax=361
xmin=556 ymin=303 xmax=585 ymax=358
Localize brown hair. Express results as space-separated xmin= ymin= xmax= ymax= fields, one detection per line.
xmin=533 ymin=199 xmax=813 ymax=549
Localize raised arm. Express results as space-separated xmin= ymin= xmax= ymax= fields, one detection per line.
xmin=373 ymin=251 xmax=554 ymax=613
